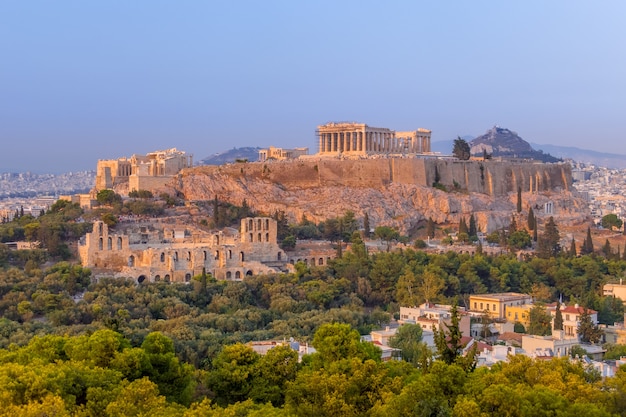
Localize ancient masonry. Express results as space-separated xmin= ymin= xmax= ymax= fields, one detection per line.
xmin=258 ymin=146 xmax=309 ymax=162
xmin=316 ymin=122 xmax=431 ymax=155
xmin=95 ymin=148 xmax=192 ymax=192
xmin=79 ymin=217 xmax=336 ymax=282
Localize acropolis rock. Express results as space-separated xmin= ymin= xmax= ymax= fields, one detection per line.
xmin=173 ymin=158 xmax=588 ymax=235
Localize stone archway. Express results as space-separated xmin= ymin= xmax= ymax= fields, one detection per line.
xmin=137 ymin=275 xmax=146 ymax=284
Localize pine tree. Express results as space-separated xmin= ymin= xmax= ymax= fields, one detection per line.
xmin=554 ymin=301 xmax=564 ymax=331
xmin=527 ymin=207 xmax=535 ymax=231
xmin=516 ymin=187 xmax=522 ymax=213
xmin=578 ymin=308 xmax=603 ymax=344
xmin=537 ymin=216 xmax=560 ymax=258
xmin=533 ymin=224 xmax=538 ymax=242
xmin=433 ymin=301 xmax=476 ymax=371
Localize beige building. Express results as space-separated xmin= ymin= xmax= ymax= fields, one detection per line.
xmin=548 ymin=304 xmax=598 ymax=338
xmin=603 ymin=281 xmax=626 ymax=303
xmin=78 ymin=217 xmax=288 ymax=282
xmin=95 ymin=148 xmax=193 ymax=193
xmin=316 ymin=122 xmax=431 ymax=156
xmin=399 ymin=303 xmax=471 ymax=337
xmin=258 ymin=146 xmax=309 ymax=162
xmin=469 ymin=293 xmax=533 ymax=320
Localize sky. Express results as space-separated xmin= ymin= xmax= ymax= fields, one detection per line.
xmin=1 ymin=1 xmax=625 ymax=173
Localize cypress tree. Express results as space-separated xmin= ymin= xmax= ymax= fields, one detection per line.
xmin=569 ymin=238 xmax=577 ymax=257
xmin=213 ymin=195 xmax=219 ymax=227
xmin=468 ymin=214 xmax=477 ymax=239
xmin=584 ymin=227 xmax=594 ymax=254
xmin=363 ymin=212 xmax=370 ymax=238
xmin=517 ymin=187 xmax=522 ymax=213
xmin=603 ymin=239 xmax=612 ymax=258
xmin=426 ymin=217 xmax=436 ymax=239
xmin=459 ymin=217 xmax=468 ymax=236
xmin=533 ymin=224 xmax=538 ymax=242
xmin=527 ymin=207 xmax=535 ymax=231
xmin=554 ymin=301 xmax=564 ymax=331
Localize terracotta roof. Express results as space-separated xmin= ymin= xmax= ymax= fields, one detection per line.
xmin=554 ymin=306 xmax=597 ymax=315
xmin=498 ymin=332 xmax=524 ymax=344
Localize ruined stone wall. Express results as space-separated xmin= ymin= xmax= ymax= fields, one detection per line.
xmin=129 ymin=175 xmax=175 ymax=193
xmin=79 ymin=219 xmax=287 ymax=282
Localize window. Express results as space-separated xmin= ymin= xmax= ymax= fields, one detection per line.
xmin=493 ymin=304 xmax=496 ymax=311
xmin=161 ymin=252 xmax=165 ymax=262
xmin=117 ymin=237 xmax=122 ymax=250
xmin=107 ymin=237 xmax=112 ymax=250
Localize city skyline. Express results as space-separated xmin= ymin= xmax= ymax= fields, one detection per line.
xmin=1 ymin=1 xmax=625 ymax=173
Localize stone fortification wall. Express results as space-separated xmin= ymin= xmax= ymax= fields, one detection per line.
xmin=186 ymin=158 xmax=571 ymax=197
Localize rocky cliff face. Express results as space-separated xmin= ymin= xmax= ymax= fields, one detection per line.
xmin=173 ymin=158 xmax=588 ymax=235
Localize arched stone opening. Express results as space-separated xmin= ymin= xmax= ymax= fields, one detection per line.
xmin=128 ymin=255 xmax=135 ymax=267
xmin=319 ymin=257 xmax=324 ymax=265
xmin=185 ymin=273 xmax=191 ymax=282
xmin=164 ymin=274 xmax=170 ymax=283
xmin=117 ymin=237 xmax=122 ymax=250
xmin=138 ymin=275 xmax=146 ymax=283
xmin=154 ymin=275 xmax=161 ymax=282
xmin=246 ymin=270 xmax=253 ymax=277
xmin=99 ymin=238 xmax=103 ymax=250
xmin=107 ymin=237 xmax=112 ymax=250
xmin=226 ymin=271 xmax=232 ymax=279
xmin=235 ymin=271 xmax=241 ymax=279
xmin=160 ymin=252 xmax=165 ymax=262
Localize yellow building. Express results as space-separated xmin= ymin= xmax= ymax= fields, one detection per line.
xmin=469 ymin=293 xmax=533 ymax=320
xmin=505 ymin=304 xmax=533 ymax=329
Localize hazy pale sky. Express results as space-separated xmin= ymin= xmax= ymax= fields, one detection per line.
xmin=1 ymin=1 xmax=625 ymax=173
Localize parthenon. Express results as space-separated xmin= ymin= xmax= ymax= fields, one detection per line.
xmin=316 ymin=122 xmax=431 ymax=156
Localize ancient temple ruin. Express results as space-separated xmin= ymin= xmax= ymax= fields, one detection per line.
xmin=95 ymin=148 xmax=192 ymax=192
xmin=316 ymin=122 xmax=431 ymax=156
